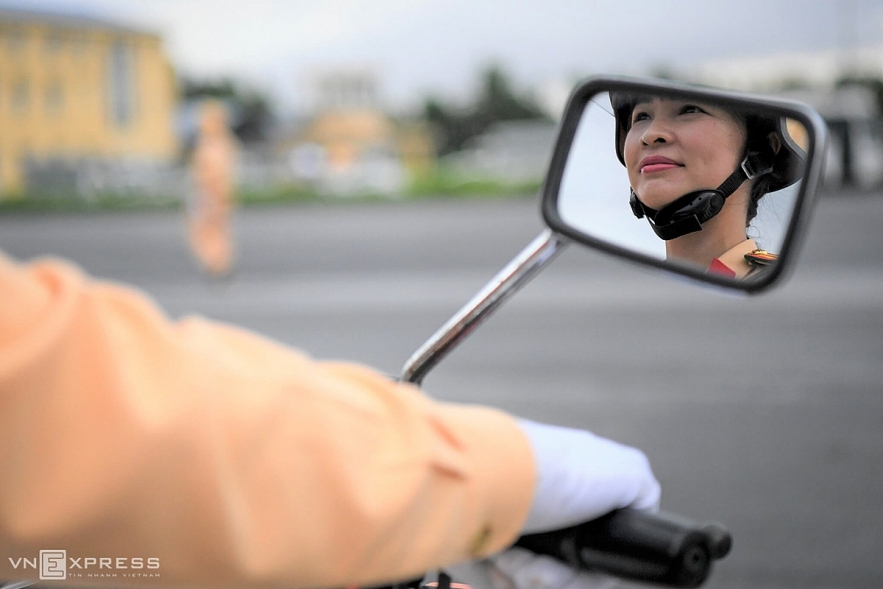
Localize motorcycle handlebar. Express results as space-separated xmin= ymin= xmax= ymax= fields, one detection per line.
xmin=514 ymin=508 xmax=732 ymax=588
xmin=373 ymin=509 xmax=730 ymax=589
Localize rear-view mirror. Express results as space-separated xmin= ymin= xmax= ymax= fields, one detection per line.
xmin=541 ymin=76 xmax=829 ymax=293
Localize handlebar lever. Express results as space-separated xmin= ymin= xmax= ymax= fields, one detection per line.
xmin=515 ymin=508 xmax=732 ymax=588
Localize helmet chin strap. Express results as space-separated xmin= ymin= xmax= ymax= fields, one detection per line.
xmin=630 ymin=151 xmax=775 ymax=241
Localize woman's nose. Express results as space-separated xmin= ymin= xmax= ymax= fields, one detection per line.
xmin=641 ymin=119 xmax=673 ymax=145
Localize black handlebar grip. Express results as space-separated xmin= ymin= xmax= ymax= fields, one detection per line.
xmin=514 ymin=509 xmax=732 ymax=588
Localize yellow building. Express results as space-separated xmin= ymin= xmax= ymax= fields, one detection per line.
xmin=280 ymin=68 xmax=435 ymax=195
xmin=0 ymin=8 xmax=177 ymax=197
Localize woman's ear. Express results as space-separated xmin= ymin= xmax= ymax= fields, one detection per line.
xmin=767 ymin=131 xmax=782 ymax=155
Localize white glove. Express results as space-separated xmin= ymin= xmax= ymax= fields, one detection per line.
xmin=517 ymin=419 xmax=660 ymax=534
xmin=471 ymin=420 xmax=660 ymax=589
xmin=488 ymin=547 xmax=618 ymax=589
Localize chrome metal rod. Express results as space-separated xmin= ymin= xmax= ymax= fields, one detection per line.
xmin=401 ymin=229 xmax=568 ymax=385
xmin=0 ymin=582 xmax=37 ymax=589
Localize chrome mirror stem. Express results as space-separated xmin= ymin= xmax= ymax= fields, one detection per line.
xmin=401 ymin=229 xmax=568 ymax=385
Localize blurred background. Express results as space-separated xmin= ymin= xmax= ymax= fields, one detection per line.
xmin=1 ymin=0 xmax=883 ymax=202
xmin=1 ymin=2 xmax=883 ymax=589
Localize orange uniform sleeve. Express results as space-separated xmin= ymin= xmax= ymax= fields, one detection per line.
xmin=0 ymin=252 xmax=535 ymax=588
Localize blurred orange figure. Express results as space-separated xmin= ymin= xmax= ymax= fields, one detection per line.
xmin=187 ymin=100 xmax=238 ymax=276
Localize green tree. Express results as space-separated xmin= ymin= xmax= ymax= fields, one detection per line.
xmin=477 ymin=66 xmax=545 ymax=121
xmin=836 ymin=75 xmax=883 ymax=118
xmin=423 ymin=65 xmax=548 ymax=155
xmin=181 ymin=77 xmax=274 ymax=143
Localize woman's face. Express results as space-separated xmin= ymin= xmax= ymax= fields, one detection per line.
xmin=623 ymin=98 xmax=747 ymax=210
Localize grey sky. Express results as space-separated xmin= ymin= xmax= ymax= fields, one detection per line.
xmin=5 ymin=0 xmax=883 ymax=114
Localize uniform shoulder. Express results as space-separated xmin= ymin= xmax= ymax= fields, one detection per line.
xmin=744 ymin=249 xmax=778 ymax=266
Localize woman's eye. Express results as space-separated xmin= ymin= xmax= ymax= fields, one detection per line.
xmin=632 ymin=111 xmax=650 ymax=124
xmin=681 ymin=105 xmax=705 ymax=115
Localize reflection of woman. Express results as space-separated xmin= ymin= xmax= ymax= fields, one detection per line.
xmin=188 ymin=100 xmax=238 ymax=277
xmin=611 ymin=94 xmax=804 ymax=279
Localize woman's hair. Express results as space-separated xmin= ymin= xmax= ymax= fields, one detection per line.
xmin=741 ymin=112 xmax=790 ymax=227
xmin=747 ymin=174 xmax=774 ymax=226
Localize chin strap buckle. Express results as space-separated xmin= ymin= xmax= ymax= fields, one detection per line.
xmin=629 ymin=189 xmax=649 ymax=219
xmin=741 ymin=151 xmax=775 ymax=180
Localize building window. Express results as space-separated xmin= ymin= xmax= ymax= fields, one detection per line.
xmin=12 ymin=79 xmax=29 ymax=115
xmin=46 ymin=80 xmax=64 ymax=115
xmin=107 ymin=40 xmax=136 ymax=127
xmin=71 ymin=32 xmax=89 ymax=57
xmin=5 ymin=27 xmax=27 ymax=53
xmin=45 ymin=29 xmax=63 ymax=54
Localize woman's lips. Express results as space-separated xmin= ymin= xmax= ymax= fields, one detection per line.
xmin=639 ymin=156 xmax=682 ymax=174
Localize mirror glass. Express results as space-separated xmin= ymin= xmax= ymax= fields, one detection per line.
xmin=554 ymin=90 xmax=811 ymax=285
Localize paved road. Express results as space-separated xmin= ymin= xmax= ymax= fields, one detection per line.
xmin=1 ymin=190 xmax=882 ymax=588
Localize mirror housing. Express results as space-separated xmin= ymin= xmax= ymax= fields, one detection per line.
xmin=541 ymin=75 xmax=829 ymax=293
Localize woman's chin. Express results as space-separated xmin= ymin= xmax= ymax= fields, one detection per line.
xmin=637 ymin=191 xmax=682 ymax=211
xmin=633 ymin=179 xmax=692 ymax=211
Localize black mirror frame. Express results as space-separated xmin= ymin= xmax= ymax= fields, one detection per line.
xmin=541 ymin=75 xmax=830 ymax=294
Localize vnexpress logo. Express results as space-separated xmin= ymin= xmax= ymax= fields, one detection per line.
xmin=9 ymin=552 xmax=159 ymax=580
xmin=40 ymin=550 xmax=67 ymax=580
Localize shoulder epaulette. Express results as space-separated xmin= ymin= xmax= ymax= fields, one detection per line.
xmin=744 ymin=249 xmax=778 ymax=266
